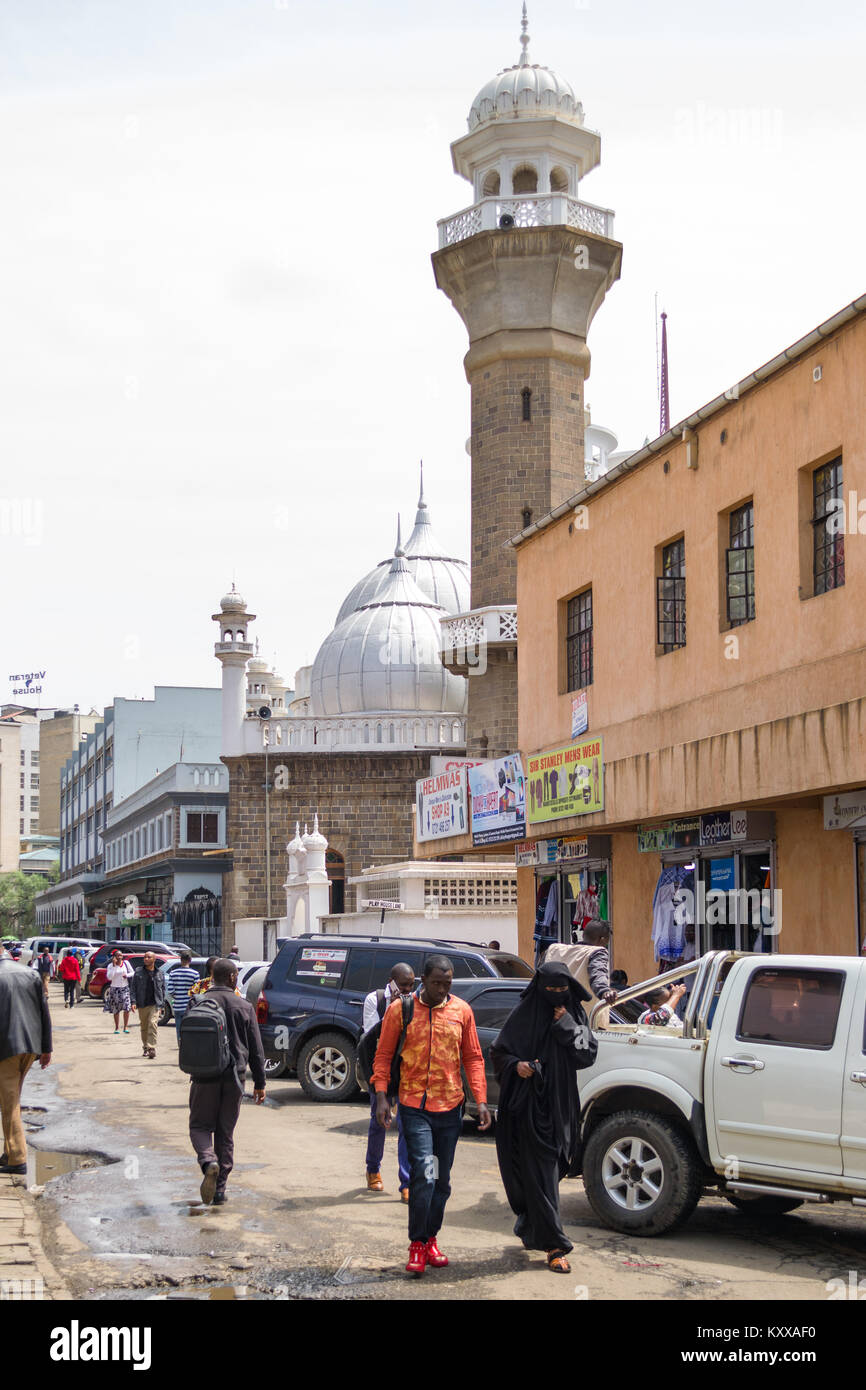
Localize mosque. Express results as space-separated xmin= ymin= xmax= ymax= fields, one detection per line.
xmin=214 ymin=8 xmax=624 ymax=936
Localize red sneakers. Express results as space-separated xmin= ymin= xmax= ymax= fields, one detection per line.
xmin=425 ymin=1238 xmax=448 ymax=1268
xmin=405 ymin=1241 xmax=428 ymax=1275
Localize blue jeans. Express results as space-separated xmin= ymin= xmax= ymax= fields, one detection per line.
xmin=399 ymin=1102 xmax=463 ymax=1244
xmin=175 ymin=1010 xmax=187 ymax=1040
xmin=366 ymin=1094 xmax=410 ymax=1187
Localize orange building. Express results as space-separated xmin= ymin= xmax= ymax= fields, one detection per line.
xmin=511 ymin=293 xmax=866 ymax=979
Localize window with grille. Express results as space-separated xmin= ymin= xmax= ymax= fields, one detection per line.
xmin=186 ymin=812 xmax=219 ymax=844
xmin=813 ymin=457 xmax=845 ymax=594
xmin=726 ymin=501 xmax=755 ymax=626
xmin=657 ymin=538 xmax=686 ymax=652
xmin=566 ymin=589 xmax=593 ymax=691
xmin=423 ymin=877 xmax=518 ymax=908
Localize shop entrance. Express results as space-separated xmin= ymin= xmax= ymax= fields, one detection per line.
xmin=654 ymin=842 xmax=776 ymax=967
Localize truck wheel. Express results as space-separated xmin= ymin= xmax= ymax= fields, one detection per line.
xmin=724 ymin=1193 xmax=804 ymax=1216
xmin=583 ymin=1109 xmax=703 ymax=1235
xmin=297 ymin=1033 xmax=358 ymax=1103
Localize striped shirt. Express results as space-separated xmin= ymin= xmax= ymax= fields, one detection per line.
xmin=166 ymin=966 xmax=200 ymax=1012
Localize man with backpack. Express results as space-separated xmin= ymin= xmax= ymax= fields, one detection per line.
xmin=373 ymin=954 xmax=491 ymax=1276
xmin=181 ymin=958 xmax=266 ymax=1206
xmin=360 ymin=963 xmax=414 ymax=1198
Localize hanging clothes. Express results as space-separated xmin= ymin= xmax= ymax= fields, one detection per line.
xmin=651 ymin=865 xmax=693 ymax=964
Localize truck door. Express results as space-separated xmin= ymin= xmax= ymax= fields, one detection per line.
xmin=841 ymin=961 xmax=866 ymax=1183
xmin=708 ymin=961 xmax=850 ymax=1175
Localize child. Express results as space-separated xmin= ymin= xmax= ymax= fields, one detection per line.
xmin=637 ymin=983 xmax=686 ymax=1031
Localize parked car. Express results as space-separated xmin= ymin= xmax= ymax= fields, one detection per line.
xmin=19 ymin=936 xmax=102 ymax=967
xmin=88 ymin=951 xmax=177 ymax=1001
xmin=571 ymin=950 xmax=866 ymax=1236
xmin=84 ymin=941 xmax=175 ymax=988
xmin=255 ymin=935 xmax=533 ymax=1100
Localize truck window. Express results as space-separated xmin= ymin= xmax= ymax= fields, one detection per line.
xmin=737 ymin=968 xmax=845 ymax=1050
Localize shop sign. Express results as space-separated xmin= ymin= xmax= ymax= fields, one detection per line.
xmin=429 ymin=756 xmax=483 ymax=776
xmin=571 ymin=692 xmax=588 ymax=739
xmin=824 ymin=790 xmax=866 ymax=831
xmin=416 ymin=767 xmax=469 ymax=843
xmin=526 ymin=738 xmax=604 ymax=826
xmin=515 ymin=841 xmax=539 ymax=867
xmin=700 ymin=810 xmax=747 ymax=846
xmin=468 ymin=755 xmax=526 ymax=846
xmin=637 ymin=819 xmax=700 ymax=852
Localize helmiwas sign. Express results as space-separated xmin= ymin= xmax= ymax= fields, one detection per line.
xmin=468 ymin=755 xmax=526 ymax=846
xmin=415 ymin=766 xmax=469 ymax=842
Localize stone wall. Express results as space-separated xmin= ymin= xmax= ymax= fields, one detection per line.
xmin=221 ymin=750 xmax=430 ymax=943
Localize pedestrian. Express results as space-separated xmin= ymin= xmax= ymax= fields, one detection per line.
xmin=544 ymin=919 xmax=618 ymax=1027
xmin=57 ymin=950 xmax=81 ymax=1009
xmin=130 ymin=951 xmax=165 ymax=1059
xmin=361 ymin=962 xmax=414 ymax=1198
xmin=185 ymin=958 xmax=266 ymax=1206
xmin=190 ymin=957 xmax=217 ymax=997
xmin=103 ymin=950 xmax=135 ymax=1034
xmin=490 ymin=960 xmax=598 ymax=1274
xmin=36 ymin=947 xmax=53 ymax=998
xmin=372 ymin=953 xmax=491 ymax=1277
xmin=73 ymin=948 xmax=85 ymax=1003
xmin=166 ymin=953 xmax=200 ymax=1041
xmin=0 ymin=942 xmax=52 ymax=1175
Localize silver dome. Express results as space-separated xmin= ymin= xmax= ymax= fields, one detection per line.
xmin=468 ymin=8 xmax=584 ymax=132
xmin=335 ymin=475 xmax=469 ymax=625
xmin=312 ymin=550 xmax=468 ymax=718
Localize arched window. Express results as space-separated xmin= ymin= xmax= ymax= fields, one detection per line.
xmin=363 ymin=723 xmax=370 ymax=744
xmin=482 ymin=168 xmax=500 ymax=197
xmin=439 ymin=721 xmax=448 ymax=744
xmin=512 ymin=165 xmax=538 ymax=194
xmin=389 ymin=723 xmax=395 ymax=743
xmin=376 ymin=722 xmax=383 ymax=743
xmin=550 ymin=165 xmax=569 ymax=193
xmin=452 ymin=720 xmax=461 ymax=742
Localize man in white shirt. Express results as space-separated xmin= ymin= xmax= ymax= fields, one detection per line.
xmin=363 ymin=963 xmax=414 ymax=1197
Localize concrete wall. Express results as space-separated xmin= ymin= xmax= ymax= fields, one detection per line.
xmin=113 ymin=688 xmax=221 ymax=808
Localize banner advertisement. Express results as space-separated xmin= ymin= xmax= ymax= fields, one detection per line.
xmin=429 ymin=756 xmax=483 ymax=777
xmin=526 ymin=738 xmax=604 ymax=826
xmin=415 ymin=766 xmax=469 ymax=842
xmin=637 ymin=819 xmax=700 ymax=853
xmin=468 ymin=755 xmax=526 ymax=846
xmin=571 ymin=692 xmax=588 ymax=739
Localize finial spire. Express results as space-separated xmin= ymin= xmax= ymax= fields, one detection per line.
xmin=659 ymin=311 xmax=670 ymax=435
xmin=418 ymin=459 xmax=426 ymax=509
xmin=519 ymin=3 xmax=531 ymax=66
xmin=395 ymin=513 xmax=403 ymax=554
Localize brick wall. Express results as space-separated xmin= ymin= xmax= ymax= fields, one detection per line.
xmin=221 ymin=751 xmax=430 ymax=944
xmin=469 ymin=355 xmax=586 ymax=609
xmin=465 ymin=656 xmax=518 ymax=759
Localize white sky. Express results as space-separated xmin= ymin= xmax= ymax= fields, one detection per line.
xmin=3 ymin=0 xmax=865 ymax=713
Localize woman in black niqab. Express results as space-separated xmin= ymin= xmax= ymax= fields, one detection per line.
xmin=490 ymin=960 xmax=598 ymax=1272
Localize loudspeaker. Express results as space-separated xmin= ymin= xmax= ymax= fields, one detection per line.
xmin=499 ymin=213 xmax=515 ymax=229
xmin=257 ymin=705 xmax=272 ymax=720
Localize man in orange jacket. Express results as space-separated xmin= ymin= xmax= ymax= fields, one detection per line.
xmin=373 ymin=953 xmax=491 ymax=1276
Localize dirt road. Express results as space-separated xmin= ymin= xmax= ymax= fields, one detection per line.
xmin=20 ymin=988 xmax=866 ymax=1301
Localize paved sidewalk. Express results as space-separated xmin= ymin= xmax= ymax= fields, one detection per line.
xmin=0 ymin=1171 xmax=71 ymax=1301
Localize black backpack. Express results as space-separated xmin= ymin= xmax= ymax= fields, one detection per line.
xmin=178 ymin=994 xmax=232 ymax=1081
xmin=356 ymin=992 xmax=415 ymax=1095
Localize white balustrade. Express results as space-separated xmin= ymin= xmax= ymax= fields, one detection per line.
xmin=437 ymin=194 xmax=615 ymax=248
xmin=440 ymin=606 xmax=518 ymax=662
xmin=245 ymin=713 xmax=467 ymax=754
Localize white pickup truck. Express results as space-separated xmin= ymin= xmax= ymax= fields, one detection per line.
xmin=575 ymin=951 xmax=866 ymax=1235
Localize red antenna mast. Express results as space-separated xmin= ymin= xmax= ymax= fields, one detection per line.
xmin=659 ymin=310 xmax=670 ymax=435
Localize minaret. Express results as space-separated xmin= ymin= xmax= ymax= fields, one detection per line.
xmin=433 ymin=8 xmax=622 ymax=756
xmin=212 ymin=584 xmax=256 ymax=757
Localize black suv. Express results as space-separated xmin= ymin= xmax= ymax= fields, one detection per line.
xmin=256 ymin=935 xmax=533 ymax=1101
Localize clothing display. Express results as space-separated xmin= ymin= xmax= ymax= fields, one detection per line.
xmin=651 ymin=865 xmax=694 ymax=964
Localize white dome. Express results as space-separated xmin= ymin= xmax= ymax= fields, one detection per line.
xmin=311 ymin=551 xmax=468 ymax=718
xmin=335 ymin=479 xmax=469 ymax=625
xmin=219 ymin=584 xmax=246 ymax=611
xmin=469 ymin=63 xmax=583 ymax=131
xmin=468 ymin=10 xmax=584 ymax=132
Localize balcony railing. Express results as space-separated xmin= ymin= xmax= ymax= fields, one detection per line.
xmin=244 ymin=713 xmax=467 ymax=754
xmin=440 ymin=606 xmax=517 ymax=671
xmin=437 ymin=195 xmax=615 ymax=249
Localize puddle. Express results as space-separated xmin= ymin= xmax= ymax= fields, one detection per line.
xmin=26 ymin=1146 xmax=116 ymax=1187
xmin=93 ymin=1284 xmax=265 ymax=1301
